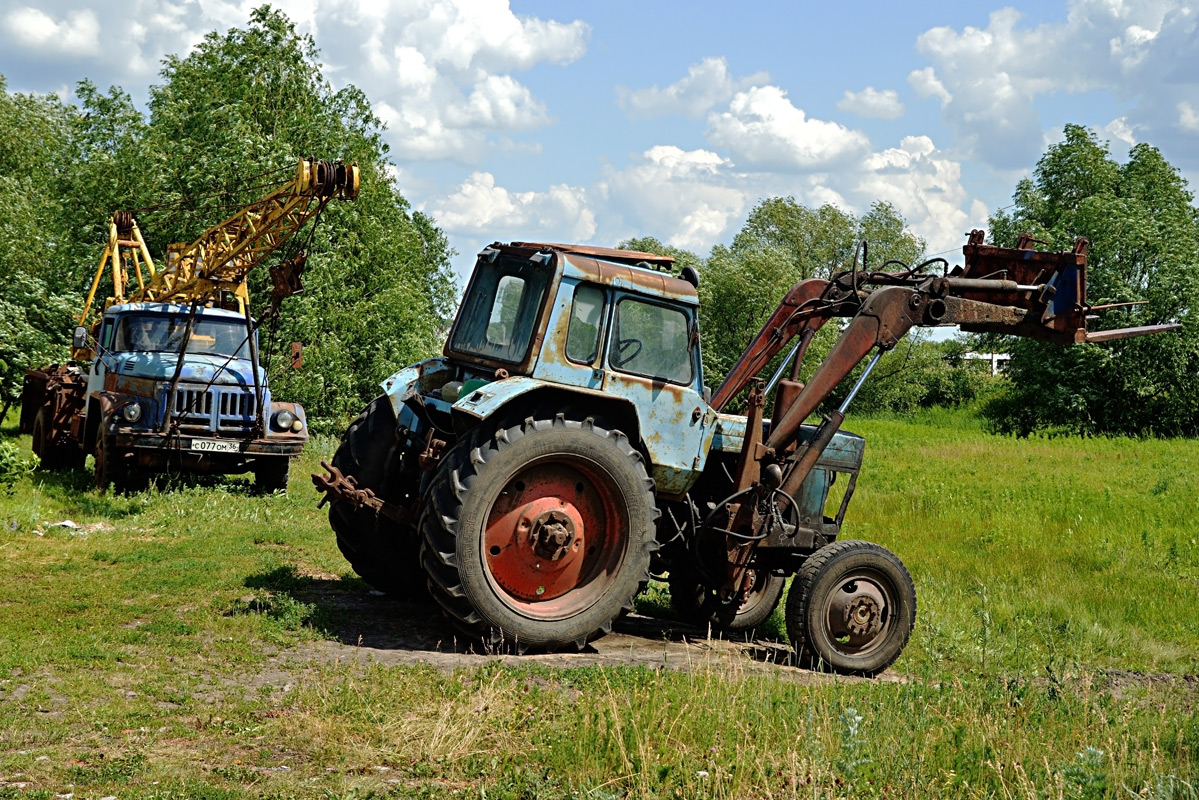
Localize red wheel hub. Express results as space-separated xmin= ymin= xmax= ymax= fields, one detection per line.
xmin=483 ymin=460 xmax=622 ymax=609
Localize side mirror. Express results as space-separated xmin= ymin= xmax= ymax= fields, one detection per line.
xmin=72 ymin=326 xmax=89 ymax=350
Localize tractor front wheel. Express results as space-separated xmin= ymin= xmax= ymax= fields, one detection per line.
xmin=420 ymin=412 xmax=657 ymax=651
xmin=785 ymin=540 xmax=915 ymax=676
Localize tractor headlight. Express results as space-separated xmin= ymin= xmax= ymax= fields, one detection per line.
xmin=121 ymin=403 xmax=143 ymax=423
xmin=273 ymin=409 xmax=297 ymax=431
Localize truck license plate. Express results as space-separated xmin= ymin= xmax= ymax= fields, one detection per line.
xmin=190 ymin=439 xmax=240 ymax=454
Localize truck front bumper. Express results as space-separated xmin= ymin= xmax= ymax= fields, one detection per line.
xmin=111 ymin=432 xmax=306 ymax=474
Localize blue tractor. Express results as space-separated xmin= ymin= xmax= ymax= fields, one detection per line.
xmin=317 ymin=235 xmax=1174 ymax=674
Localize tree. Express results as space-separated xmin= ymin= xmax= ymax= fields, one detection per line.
xmin=984 ymin=125 xmax=1199 ymax=437
xmin=699 ymin=199 xmax=924 ymax=405
xmin=2 ymin=6 xmax=456 ymax=428
xmin=0 ymin=77 xmax=78 ymax=418
xmin=136 ymin=7 xmax=455 ymax=425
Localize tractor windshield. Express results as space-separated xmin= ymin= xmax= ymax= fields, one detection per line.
xmin=112 ymin=313 xmax=255 ymax=359
xmin=449 ymin=256 xmax=553 ymax=365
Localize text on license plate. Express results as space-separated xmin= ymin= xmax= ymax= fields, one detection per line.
xmin=190 ymin=439 xmax=241 ymax=453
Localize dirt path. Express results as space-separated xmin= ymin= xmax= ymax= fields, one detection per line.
xmin=260 ymin=577 xmax=902 ymax=686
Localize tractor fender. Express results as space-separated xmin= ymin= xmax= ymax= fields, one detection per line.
xmin=380 ymin=357 xmax=454 ymax=436
xmin=450 ymin=376 xmax=644 ymax=452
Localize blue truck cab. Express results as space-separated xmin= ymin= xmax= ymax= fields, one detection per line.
xmin=22 ymin=302 xmax=307 ymax=492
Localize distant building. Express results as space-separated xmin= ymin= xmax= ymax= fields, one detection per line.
xmin=962 ymin=352 xmax=1010 ymax=376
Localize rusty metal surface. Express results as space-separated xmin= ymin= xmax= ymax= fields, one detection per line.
xmin=1085 ymin=323 xmax=1182 ymax=343
xmin=313 ymin=461 xmax=412 ymax=525
xmin=482 ymin=454 xmax=629 ymax=616
xmin=560 ymin=254 xmax=699 ymax=306
xmin=510 ymin=241 xmax=677 ymax=271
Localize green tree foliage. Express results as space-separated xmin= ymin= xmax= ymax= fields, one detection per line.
xmin=699 ymin=198 xmax=924 ymax=402
xmin=1 ymin=7 xmax=454 ymax=427
xmin=984 ymin=124 xmax=1199 ymax=436
xmin=0 ymin=77 xmax=78 ymax=415
xmin=834 ymin=336 xmax=996 ymax=413
xmin=619 ymin=202 xmax=995 ymax=417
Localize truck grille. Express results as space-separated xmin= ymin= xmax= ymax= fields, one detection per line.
xmin=171 ymin=387 xmax=258 ymax=432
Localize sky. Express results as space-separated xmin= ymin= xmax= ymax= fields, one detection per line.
xmin=1 ymin=0 xmax=1197 ymax=285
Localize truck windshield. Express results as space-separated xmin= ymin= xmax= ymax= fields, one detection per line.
xmin=449 ymin=256 xmax=553 ymax=364
xmin=113 ymin=314 xmax=255 ymax=359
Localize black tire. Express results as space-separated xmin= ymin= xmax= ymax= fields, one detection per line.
xmin=785 ymin=540 xmax=916 ymax=676
xmin=93 ymin=425 xmax=127 ymax=493
xmin=255 ymin=457 xmax=291 ymax=493
xmin=669 ymin=567 xmax=785 ymax=634
xmin=328 ymin=397 xmax=425 ymax=597
xmin=32 ymin=407 xmax=83 ymax=471
xmin=420 ymin=411 xmax=658 ymax=651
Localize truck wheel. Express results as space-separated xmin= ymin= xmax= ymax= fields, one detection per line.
xmin=785 ymin=540 xmax=916 ymax=676
xmin=255 ymin=458 xmax=291 ymax=493
xmin=327 ymin=397 xmax=425 ymax=598
xmin=93 ymin=427 xmax=128 ymax=493
xmin=32 ymin=408 xmax=78 ymax=471
xmin=420 ymin=412 xmax=658 ymax=651
xmin=669 ymin=568 xmax=785 ymax=634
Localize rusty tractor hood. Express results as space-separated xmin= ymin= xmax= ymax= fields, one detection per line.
xmin=107 ymin=351 xmax=264 ymax=388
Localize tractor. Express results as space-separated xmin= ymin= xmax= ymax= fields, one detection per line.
xmin=315 ymin=234 xmax=1175 ymax=674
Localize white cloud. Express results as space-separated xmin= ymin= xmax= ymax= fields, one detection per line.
xmin=907 ymin=67 xmax=951 ymax=105
xmin=341 ymin=0 xmax=589 ymax=162
xmin=0 ymin=0 xmax=586 ymax=165
xmin=619 ymin=56 xmax=769 ymax=119
xmin=706 ymin=85 xmax=871 ymax=171
xmin=4 ymin=7 xmax=101 ymax=56
xmin=1179 ymin=101 xmax=1199 ymax=132
xmin=1104 ymin=116 xmax=1137 ymax=145
xmin=599 ymin=146 xmax=750 ymax=250
xmin=836 ymin=86 xmax=906 ymax=119
xmin=597 ymin=130 xmax=984 ymax=264
xmin=856 ymin=135 xmax=979 ymax=256
xmin=430 ymin=172 xmax=595 ymax=241
xmin=444 ymin=74 xmax=551 ymax=130
xmin=911 ymin=1 xmax=1199 ymax=169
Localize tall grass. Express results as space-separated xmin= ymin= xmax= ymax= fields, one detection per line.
xmin=0 ymin=408 xmax=1196 ymax=798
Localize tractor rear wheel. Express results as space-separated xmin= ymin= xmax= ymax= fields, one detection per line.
xmin=669 ymin=567 xmax=785 ymax=635
xmin=785 ymin=540 xmax=915 ymax=676
xmin=420 ymin=412 xmax=658 ymax=651
xmin=327 ymin=397 xmax=425 ymax=598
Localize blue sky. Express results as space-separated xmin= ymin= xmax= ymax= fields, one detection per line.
xmin=1 ymin=0 xmax=1196 ymax=283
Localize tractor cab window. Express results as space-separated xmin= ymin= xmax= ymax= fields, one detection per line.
xmin=450 ymin=256 xmax=553 ymax=364
xmin=565 ymin=284 xmax=606 ymax=364
xmin=609 ymin=298 xmax=694 ymax=385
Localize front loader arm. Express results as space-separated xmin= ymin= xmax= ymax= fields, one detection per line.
xmin=708 ymin=232 xmax=1181 ymax=603
xmin=710 ymin=278 xmax=840 ymax=411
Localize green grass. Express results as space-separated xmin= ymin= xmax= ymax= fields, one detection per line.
xmin=0 ymin=408 xmax=1196 ymax=798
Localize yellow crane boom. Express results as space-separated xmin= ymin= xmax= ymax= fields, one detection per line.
xmin=77 ymin=157 xmax=359 ymax=329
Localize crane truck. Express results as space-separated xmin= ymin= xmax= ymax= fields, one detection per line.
xmin=21 ymin=158 xmax=359 ymax=493
xmin=314 ymin=231 xmax=1177 ymax=675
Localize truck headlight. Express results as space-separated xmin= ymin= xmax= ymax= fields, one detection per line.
xmin=273 ymin=409 xmax=297 ymax=431
xmin=121 ymin=403 xmax=142 ymax=423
